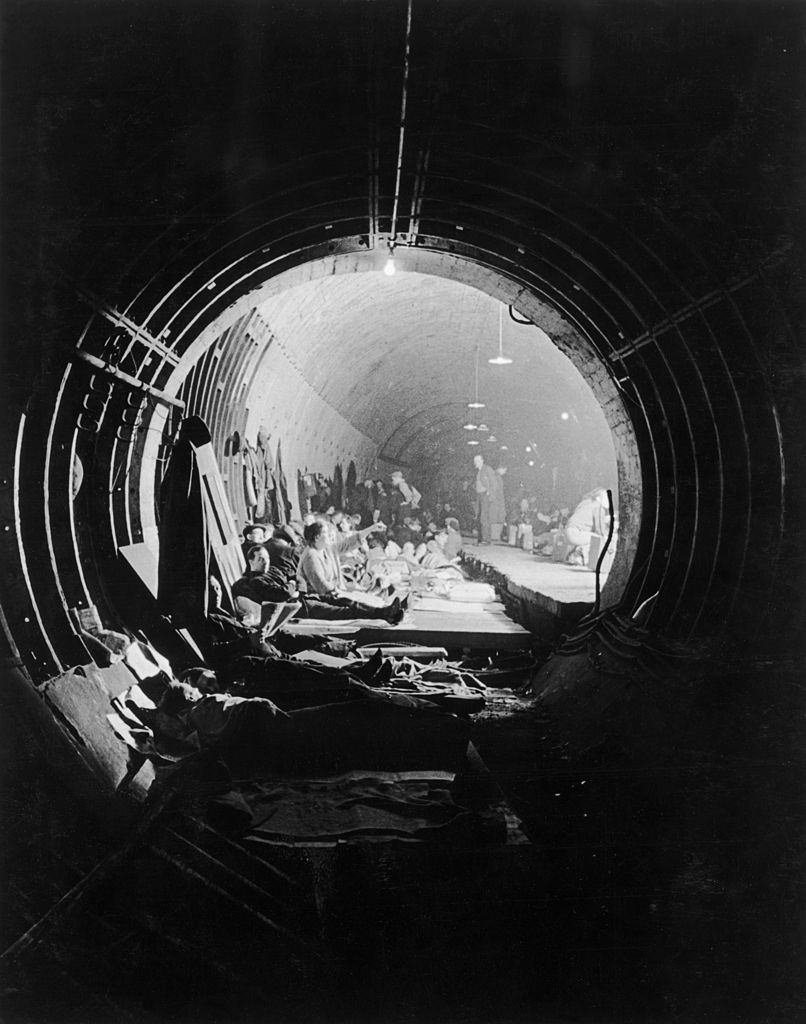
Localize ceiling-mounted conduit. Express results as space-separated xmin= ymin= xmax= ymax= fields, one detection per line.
xmin=389 ymin=0 xmax=413 ymax=245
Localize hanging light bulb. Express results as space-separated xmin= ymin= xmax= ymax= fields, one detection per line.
xmin=467 ymin=345 xmax=485 ymax=408
xmin=488 ymin=303 xmax=513 ymax=365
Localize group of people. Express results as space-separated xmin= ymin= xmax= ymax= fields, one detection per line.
xmin=234 ymin=519 xmax=406 ymax=625
xmin=300 ymin=468 xmax=423 ymax=527
xmin=233 ymin=457 xmax=609 ymax=627
xmin=477 ymin=484 xmax=613 ymax=567
xmin=230 ymin=489 xmax=468 ymax=632
xmin=157 ymin=571 xmax=468 ymax=779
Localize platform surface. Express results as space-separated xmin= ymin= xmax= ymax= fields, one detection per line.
xmin=285 ymin=594 xmax=532 ymax=651
xmin=461 ymin=542 xmax=606 ymax=605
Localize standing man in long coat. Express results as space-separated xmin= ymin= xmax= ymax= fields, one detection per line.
xmin=473 ymin=454 xmax=498 ymax=545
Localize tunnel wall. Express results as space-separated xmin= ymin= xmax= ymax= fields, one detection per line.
xmin=1 ymin=1 xmax=804 ymax=684
xmin=149 ymin=307 xmax=381 ymax=543
xmin=136 ymin=250 xmax=631 ymax=542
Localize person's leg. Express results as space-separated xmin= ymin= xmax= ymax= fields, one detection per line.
xmin=301 ymin=596 xmax=400 ymax=622
xmin=565 ymin=525 xmax=592 ymax=563
xmin=335 ymin=589 xmax=387 ymax=608
xmin=479 ymin=500 xmax=492 ymax=543
xmin=232 ymin=654 xmax=352 ymax=697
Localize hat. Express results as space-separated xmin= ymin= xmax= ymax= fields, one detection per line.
xmin=391 ymin=470 xmax=404 ymax=480
xmin=242 ymin=523 xmax=265 ymax=539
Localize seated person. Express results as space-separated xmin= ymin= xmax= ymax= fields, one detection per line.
xmin=564 ymin=487 xmax=610 ymax=566
xmin=392 ymin=519 xmax=413 ymax=548
xmin=531 ymin=509 xmax=555 ymax=551
xmin=365 ymin=531 xmax=387 ymax=563
xmin=400 ymin=541 xmax=422 ymax=568
xmin=441 ymin=517 xmax=463 ymax=560
xmin=236 ymin=544 xmax=404 ymax=623
xmin=201 ymin=575 xmax=353 ymax=659
xmin=362 ymin=532 xmax=389 ymax=585
xmin=265 ymin=526 xmax=301 ymax=577
xmin=184 ymin=577 xmax=392 ymax=695
xmin=297 ymin=520 xmax=388 ymax=600
xmin=407 ymin=516 xmax=425 ymax=549
xmin=241 ymin=523 xmax=269 ymax=562
xmin=420 ymin=539 xmax=452 ymax=569
xmin=187 ymin=577 xmax=348 ymax=685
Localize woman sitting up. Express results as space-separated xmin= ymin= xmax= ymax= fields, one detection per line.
xmin=420 ymin=539 xmax=453 ymax=569
xmin=363 ymin=532 xmax=388 ymax=576
xmin=441 ymin=517 xmax=463 ymax=560
xmin=298 ymin=520 xmax=402 ymax=607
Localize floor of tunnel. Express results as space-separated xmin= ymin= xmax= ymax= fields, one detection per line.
xmin=3 ymin=664 xmax=805 ymax=1024
xmin=461 ymin=541 xmax=608 ymax=606
xmin=2 ymin=559 xmax=805 ymax=1024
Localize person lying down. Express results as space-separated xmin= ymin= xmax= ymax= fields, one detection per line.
xmin=154 ymin=676 xmax=470 ymax=777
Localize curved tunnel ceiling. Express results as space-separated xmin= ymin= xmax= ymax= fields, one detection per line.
xmin=251 ymin=271 xmax=617 ymax=464
xmin=1 ymin=0 xmax=804 ymax=684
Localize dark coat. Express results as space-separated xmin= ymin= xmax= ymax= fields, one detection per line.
xmin=157 ymin=417 xmax=211 ymax=626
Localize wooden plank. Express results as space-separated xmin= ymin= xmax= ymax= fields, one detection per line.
xmin=352 ymin=606 xmax=531 ymax=651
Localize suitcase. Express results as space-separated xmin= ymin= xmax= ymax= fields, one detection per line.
xmin=587 ymin=533 xmax=616 ymax=571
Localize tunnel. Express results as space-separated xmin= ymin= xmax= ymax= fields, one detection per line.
xmin=1 ymin=2 xmax=804 ymax=1021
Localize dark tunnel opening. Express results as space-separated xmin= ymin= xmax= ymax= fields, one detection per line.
xmin=1 ymin=2 xmax=805 ymax=1021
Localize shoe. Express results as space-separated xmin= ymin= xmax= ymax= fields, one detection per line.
xmin=354 ymin=647 xmax=384 ymax=682
xmin=384 ymin=598 xmax=404 ymax=625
